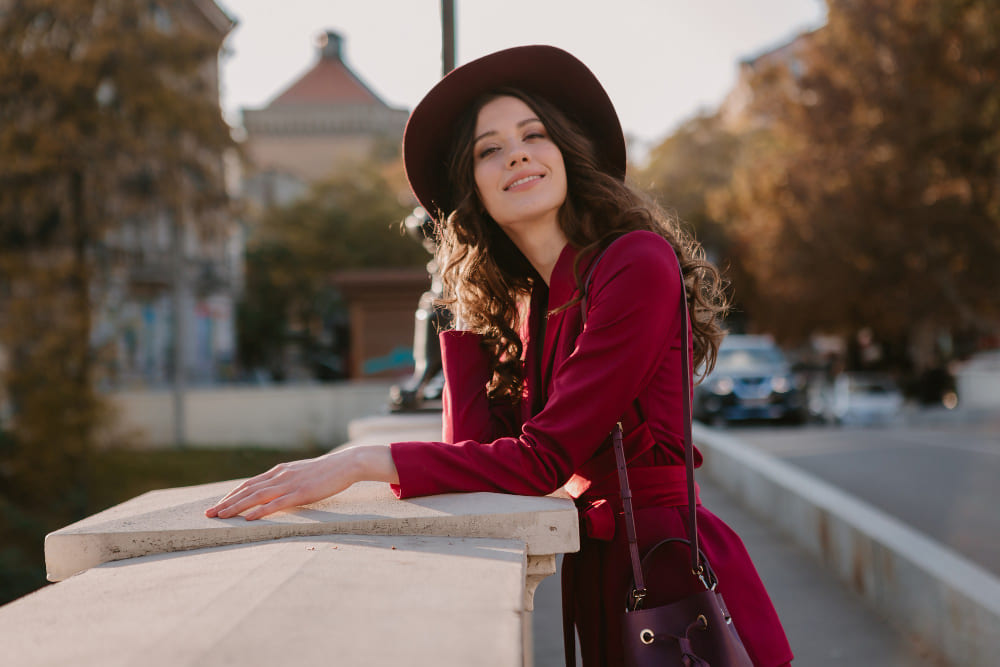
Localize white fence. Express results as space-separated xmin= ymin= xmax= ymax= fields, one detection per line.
xmin=107 ymin=381 xmax=396 ymax=448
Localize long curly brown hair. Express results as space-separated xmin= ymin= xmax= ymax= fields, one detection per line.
xmin=434 ymin=88 xmax=728 ymax=404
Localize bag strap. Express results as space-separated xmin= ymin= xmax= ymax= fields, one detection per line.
xmin=580 ymin=236 xmax=701 ymax=609
xmin=612 ymin=418 xmax=646 ymax=599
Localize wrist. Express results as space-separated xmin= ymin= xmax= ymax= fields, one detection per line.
xmin=342 ymin=445 xmax=399 ymax=485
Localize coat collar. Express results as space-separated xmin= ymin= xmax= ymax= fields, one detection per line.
xmin=547 ymin=241 xmax=581 ymax=312
xmin=535 ymin=241 xmax=602 ymax=398
xmin=545 ymin=241 xmax=607 ymax=314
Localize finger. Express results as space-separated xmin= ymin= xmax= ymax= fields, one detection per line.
xmin=206 ymin=484 xmax=258 ymax=517
xmin=244 ymin=493 xmax=299 ymax=521
xmin=222 ymin=466 xmax=285 ymax=500
xmin=214 ymin=484 xmax=284 ymax=519
xmin=246 ymin=473 xmax=353 ymax=521
xmin=205 ymin=480 xmax=259 ymax=517
xmin=206 ymin=465 xmax=291 ymax=516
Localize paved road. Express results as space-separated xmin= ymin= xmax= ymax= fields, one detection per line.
xmin=727 ymin=415 xmax=1000 ymax=577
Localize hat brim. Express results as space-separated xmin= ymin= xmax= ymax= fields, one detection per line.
xmin=403 ymin=45 xmax=626 ymax=221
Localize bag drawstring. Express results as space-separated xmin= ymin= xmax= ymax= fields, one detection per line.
xmin=645 ymin=616 xmax=710 ymax=666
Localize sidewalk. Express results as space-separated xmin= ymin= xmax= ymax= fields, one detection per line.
xmin=530 ymin=474 xmax=949 ymax=667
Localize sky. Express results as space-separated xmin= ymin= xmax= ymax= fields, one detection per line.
xmin=217 ymin=0 xmax=826 ymax=152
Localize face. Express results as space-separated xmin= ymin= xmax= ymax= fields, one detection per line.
xmin=472 ymin=95 xmax=568 ymax=235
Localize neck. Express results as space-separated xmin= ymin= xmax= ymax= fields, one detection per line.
xmin=503 ymin=217 xmax=567 ymax=285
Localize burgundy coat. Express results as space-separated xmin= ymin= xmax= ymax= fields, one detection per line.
xmin=391 ymin=231 xmax=793 ymax=666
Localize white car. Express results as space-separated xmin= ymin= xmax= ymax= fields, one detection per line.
xmin=830 ymin=373 xmax=904 ymax=425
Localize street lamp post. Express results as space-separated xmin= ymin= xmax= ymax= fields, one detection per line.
xmin=171 ymin=196 xmax=187 ymax=448
xmin=441 ymin=0 xmax=455 ymax=76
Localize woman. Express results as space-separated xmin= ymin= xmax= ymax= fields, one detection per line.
xmin=207 ymin=45 xmax=793 ymax=667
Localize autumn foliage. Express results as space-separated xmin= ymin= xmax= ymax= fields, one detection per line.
xmin=640 ymin=0 xmax=1000 ymax=368
xmin=0 ymin=0 xmax=234 ymax=601
xmin=715 ymin=0 xmax=1000 ymax=348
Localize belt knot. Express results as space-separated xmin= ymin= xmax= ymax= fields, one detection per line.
xmin=579 ymin=498 xmax=616 ymax=541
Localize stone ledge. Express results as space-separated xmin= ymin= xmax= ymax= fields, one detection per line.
xmin=6 ymin=535 xmax=527 ymax=667
xmin=346 ymin=412 xmax=443 ymax=445
xmin=45 ymin=478 xmax=580 ymax=582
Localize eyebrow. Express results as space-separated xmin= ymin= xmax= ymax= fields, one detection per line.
xmin=473 ymin=117 xmax=543 ymax=145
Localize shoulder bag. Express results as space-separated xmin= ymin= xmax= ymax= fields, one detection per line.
xmin=582 ymin=237 xmax=754 ymax=667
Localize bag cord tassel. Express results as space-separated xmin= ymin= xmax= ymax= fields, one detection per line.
xmin=651 ymin=617 xmax=710 ymax=667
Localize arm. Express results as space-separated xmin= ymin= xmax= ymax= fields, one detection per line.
xmin=205 ymin=313 xmax=515 ymax=521
xmin=391 ymin=232 xmax=682 ymax=498
xmin=204 ymin=445 xmax=398 ymax=521
xmin=438 ymin=330 xmax=518 ymax=442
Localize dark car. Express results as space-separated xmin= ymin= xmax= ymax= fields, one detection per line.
xmin=694 ymin=335 xmax=807 ymax=425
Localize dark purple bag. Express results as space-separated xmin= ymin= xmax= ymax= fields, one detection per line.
xmin=619 ymin=535 xmax=753 ymax=666
xmin=586 ymin=238 xmax=754 ymax=667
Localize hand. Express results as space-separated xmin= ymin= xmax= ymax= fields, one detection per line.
xmin=204 ymin=446 xmax=398 ymax=521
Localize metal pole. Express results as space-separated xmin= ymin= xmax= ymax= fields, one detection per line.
xmin=441 ymin=0 xmax=455 ymax=76
xmin=171 ymin=203 xmax=187 ymax=447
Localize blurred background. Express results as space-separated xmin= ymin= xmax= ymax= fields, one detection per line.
xmin=1 ymin=0 xmax=998 ymax=607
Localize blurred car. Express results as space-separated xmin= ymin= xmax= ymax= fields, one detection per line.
xmin=694 ymin=335 xmax=807 ymax=425
xmin=829 ymin=372 xmax=904 ymax=425
xmin=955 ymin=349 xmax=1000 ymax=411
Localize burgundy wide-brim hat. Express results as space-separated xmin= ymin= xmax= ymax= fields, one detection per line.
xmin=403 ymin=44 xmax=626 ymax=221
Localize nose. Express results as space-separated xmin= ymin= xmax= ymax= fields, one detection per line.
xmin=507 ymin=149 xmax=529 ymax=167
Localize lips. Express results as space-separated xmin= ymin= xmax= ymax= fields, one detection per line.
xmin=503 ymin=173 xmax=544 ymax=191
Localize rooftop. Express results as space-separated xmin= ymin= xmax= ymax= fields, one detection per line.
xmin=267 ymin=31 xmax=389 ymax=108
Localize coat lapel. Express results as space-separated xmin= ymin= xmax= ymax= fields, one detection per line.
xmin=541 ymin=243 xmax=581 ymax=395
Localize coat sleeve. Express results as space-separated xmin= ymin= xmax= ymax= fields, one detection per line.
xmin=390 ymin=232 xmax=682 ymax=498
xmin=438 ymin=330 xmax=518 ymax=443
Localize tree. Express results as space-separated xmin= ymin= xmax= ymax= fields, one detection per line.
xmin=636 ymin=114 xmax=754 ymax=329
xmin=237 ymin=161 xmax=428 ymax=379
xmin=0 ymin=0 xmax=235 ymax=601
xmin=716 ymin=0 xmax=1000 ymax=360
xmin=637 ymin=114 xmax=742 ymax=265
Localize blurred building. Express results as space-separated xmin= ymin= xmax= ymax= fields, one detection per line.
xmin=95 ymin=0 xmax=242 ymax=388
xmin=717 ymin=31 xmax=814 ymax=133
xmin=238 ymin=31 xmax=425 ymax=381
xmin=240 ymin=30 xmax=409 ymax=210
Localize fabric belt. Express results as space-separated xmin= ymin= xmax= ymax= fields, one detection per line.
xmin=576 ymin=465 xmax=700 ymax=541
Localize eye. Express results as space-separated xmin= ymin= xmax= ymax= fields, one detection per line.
xmin=477 ymin=145 xmax=499 ymax=159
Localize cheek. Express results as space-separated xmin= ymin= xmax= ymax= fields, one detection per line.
xmin=473 ymin=164 xmax=500 ymax=211
xmin=552 ymin=153 xmax=569 ymax=196
xmin=546 ymin=146 xmax=567 ymax=179
xmin=473 ymin=163 xmax=490 ymax=199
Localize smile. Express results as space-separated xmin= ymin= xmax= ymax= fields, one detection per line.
xmin=504 ymin=174 xmax=543 ymax=190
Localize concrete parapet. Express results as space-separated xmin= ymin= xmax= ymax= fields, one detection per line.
xmin=25 ymin=448 xmax=579 ymax=667
xmin=694 ymin=423 xmax=1000 ymax=667
xmin=6 ymin=535 xmax=527 ymax=667
xmin=347 ymin=412 xmax=443 ymax=445
xmin=44 ymin=478 xmax=579 ymax=585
